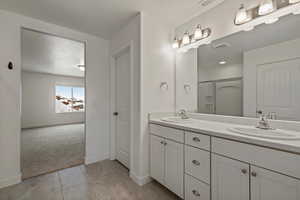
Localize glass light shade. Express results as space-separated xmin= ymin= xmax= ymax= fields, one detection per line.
xmin=182 ymin=32 xmax=190 ymax=45
xmin=235 ymin=4 xmax=251 ymax=24
xmin=194 ymin=25 xmax=203 ymax=40
xmin=258 ymin=0 xmax=276 ymax=16
xmin=172 ymin=38 xmax=179 ymax=49
xmin=289 ymin=0 xmax=300 ymax=3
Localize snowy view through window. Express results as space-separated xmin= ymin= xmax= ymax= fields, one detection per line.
xmin=55 ymin=85 xmax=85 ymax=113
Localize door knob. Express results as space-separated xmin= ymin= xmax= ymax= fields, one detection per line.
xmin=8 ymin=62 xmax=13 ymax=70
xmin=113 ymin=112 xmax=119 ymax=116
xmin=241 ymin=169 xmax=248 ymax=174
xmin=251 ymin=171 xmax=257 ymax=177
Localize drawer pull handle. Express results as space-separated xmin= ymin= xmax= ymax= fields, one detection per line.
xmin=192 ymin=137 xmax=201 ymax=142
xmin=251 ymin=171 xmax=257 ymax=177
xmin=192 ymin=160 xmax=200 ymax=166
xmin=192 ymin=190 xmax=200 ymax=197
xmin=241 ymin=169 xmax=248 ymax=174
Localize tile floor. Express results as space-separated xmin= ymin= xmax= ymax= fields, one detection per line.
xmin=0 ymin=160 xmax=181 ymax=200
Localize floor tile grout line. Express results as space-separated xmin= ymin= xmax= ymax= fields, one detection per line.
xmin=57 ymin=172 xmax=65 ymax=200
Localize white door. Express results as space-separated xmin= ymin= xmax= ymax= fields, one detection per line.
xmin=150 ymin=135 xmax=165 ymax=185
xmin=251 ymin=166 xmax=300 ymax=200
xmin=115 ymin=49 xmax=130 ymax=168
xmin=215 ymin=80 xmax=242 ymax=116
xmin=257 ymin=59 xmax=300 ymax=120
xmin=212 ymin=154 xmax=249 ymax=200
xmin=165 ymin=139 xmax=184 ymax=198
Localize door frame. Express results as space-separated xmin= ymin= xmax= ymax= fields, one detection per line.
xmin=20 ymin=27 xmax=87 ymax=177
xmin=110 ymin=41 xmax=134 ymax=171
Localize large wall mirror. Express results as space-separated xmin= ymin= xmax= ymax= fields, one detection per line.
xmin=176 ymin=14 xmax=300 ymax=121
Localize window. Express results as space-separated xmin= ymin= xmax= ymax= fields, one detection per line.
xmin=55 ymin=85 xmax=85 ymax=113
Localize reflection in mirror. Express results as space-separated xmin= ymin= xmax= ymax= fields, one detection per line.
xmin=177 ymin=14 xmax=300 ymax=121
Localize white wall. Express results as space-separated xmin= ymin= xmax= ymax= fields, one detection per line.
xmin=175 ymin=49 xmax=198 ymax=112
xmin=109 ymin=14 xmax=141 ymax=181
xmin=198 ymin=63 xmax=242 ymax=82
xmin=21 ymin=71 xmax=84 ymax=128
xmin=0 ymin=10 xmax=109 ymax=188
xmin=140 ymin=13 xmax=175 ymax=180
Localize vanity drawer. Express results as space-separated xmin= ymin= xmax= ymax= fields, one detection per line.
xmin=185 ymin=146 xmax=210 ymax=184
xmin=149 ymin=124 xmax=184 ymax=143
xmin=185 ymin=131 xmax=210 ymax=151
xmin=212 ymin=137 xmax=300 ymax=179
xmin=185 ymin=174 xmax=210 ymax=200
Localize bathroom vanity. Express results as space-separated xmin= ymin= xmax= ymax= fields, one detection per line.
xmin=149 ymin=117 xmax=300 ymax=200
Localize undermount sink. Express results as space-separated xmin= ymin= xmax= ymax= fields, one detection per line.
xmin=228 ymin=127 xmax=300 ymax=140
xmin=161 ymin=117 xmax=193 ymax=124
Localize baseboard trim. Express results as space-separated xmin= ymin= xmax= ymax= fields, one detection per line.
xmin=0 ymin=173 xmax=21 ymax=189
xmin=85 ymin=154 xmax=109 ymax=165
xmin=129 ymin=172 xmax=152 ymax=186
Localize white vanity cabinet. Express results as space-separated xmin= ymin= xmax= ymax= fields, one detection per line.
xmin=251 ymin=166 xmax=300 ymax=200
xmin=211 ymin=154 xmax=250 ymax=200
xmin=149 ymin=125 xmax=184 ymax=198
xmin=149 ymin=123 xmax=300 ymax=200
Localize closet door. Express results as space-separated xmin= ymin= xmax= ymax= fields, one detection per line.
xmin=150 ymin=135 xmax=165 ymax=185
xmin=251 ymin=166 xmax=300 ymax=200
xmin=212 ymin=154 xmax=249 ymax=200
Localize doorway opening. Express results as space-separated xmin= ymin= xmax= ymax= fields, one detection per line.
xmin=20 ymin=28 xmax=86 ymax=179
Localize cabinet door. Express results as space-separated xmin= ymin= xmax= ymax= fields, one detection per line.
xmin=212 ymin=154 xmax=249 ymax=200
xmin=165 ymin=139 xmax=184 ymax=198
xmin=150 ymin=135 xmax=165 ymax=185
xmin=251 ymin=166 xmax=300 ymax=200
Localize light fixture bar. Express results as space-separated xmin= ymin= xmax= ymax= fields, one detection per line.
xmin=234 ymin=0 xmax=298 ymax=26
xmin=173 ymin=28 xmax=212 ymax=51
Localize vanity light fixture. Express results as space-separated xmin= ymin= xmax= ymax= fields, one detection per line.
xmin=172 ymin=37 xmax=180 ymax=49
xmin=289 ymin=0 xmax=300 ymax=3
xmin=182 ymin=31 xmax=191 ymax=45
xmin=258 ymin=0 xmax=276 ymax=16
xmin=194 ymin=25 xmax=203 ymax=40
xmin=235 ymin=4 xmax=252 ymax=25
xmin=234 ymin=0 xmax=300 ymax=26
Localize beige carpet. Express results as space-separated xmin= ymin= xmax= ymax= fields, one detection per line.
xmin=21 ymin=124 xmax=85 ymax=179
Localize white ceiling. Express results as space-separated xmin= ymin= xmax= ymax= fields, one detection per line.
xmin=0 ymin=0 xmax=219 ymax=39
xmin=21 ymin=29 xmax=85 ymax=77
xmin=198 ymin=15 xmax=300 ymax=68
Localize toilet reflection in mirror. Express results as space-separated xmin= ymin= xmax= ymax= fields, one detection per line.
xmin=176 ymin=14 xmax=300 ymax=121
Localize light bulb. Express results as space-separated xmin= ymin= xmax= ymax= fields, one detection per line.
xmin=289 ymin=0 xmax=300 ymax=4
xmin=182 ymin=32 xmax=190 ymax=45
xmin=172 ymin=37 xmax=179 ymax=49
xmin=235 ymin=4 xmax=251 ymax=24
xmin=194 ymin=25 xmax=203 ymax=40
xmin=258 ymin=0 xmax=276 ymax=16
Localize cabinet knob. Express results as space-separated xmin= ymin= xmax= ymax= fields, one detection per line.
xmin=160 ymin=141 xmax=164 ymax=145
xmin=241 ymin=169 xmax=248 ymax=174
xmin=251 ymin=171 xmax=257 ymax=177
xmin=192 ymin=137 xmax=201 ymax=142
xmin=192 ymin=190 xmax=200 ymax=197
xmin=192 ymin=160 xmax=200 ymax=166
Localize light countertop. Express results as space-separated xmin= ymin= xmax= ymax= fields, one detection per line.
xmin=150 ymin=118 xmax=300 ymax=155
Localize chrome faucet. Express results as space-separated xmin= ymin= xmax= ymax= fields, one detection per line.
xmin=256 ymin=110 xmax=271 ymax=130
xmin=178 ymin=109 xmax=189 ymax=119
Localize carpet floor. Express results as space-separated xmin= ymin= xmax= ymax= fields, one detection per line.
xmin=21 ymin=124 xmax=85 ymax=179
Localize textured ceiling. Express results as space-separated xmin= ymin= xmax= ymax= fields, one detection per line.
xmin=0 ymin=0 xmax=216 ymax=39
xmin=22 ymin=29 xmax=85 ymax=77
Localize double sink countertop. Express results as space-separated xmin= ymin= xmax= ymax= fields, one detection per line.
xmin=150 ymin=117 xmax=300 ymax=155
